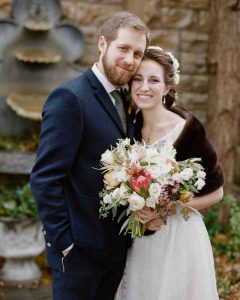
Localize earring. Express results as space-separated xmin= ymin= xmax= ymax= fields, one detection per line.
xmin=162 ymin=95 xmax=166 ymax=106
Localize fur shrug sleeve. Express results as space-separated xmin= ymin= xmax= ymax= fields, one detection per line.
xmin=169 ymin=106 xmax=224 ymax=196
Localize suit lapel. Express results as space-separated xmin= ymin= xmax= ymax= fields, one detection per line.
xmin=84 ymin=69 xmax=126 ymax=136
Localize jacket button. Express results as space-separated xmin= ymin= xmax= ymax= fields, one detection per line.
xmin=43 ymin=230 xmax=46 ymax=235
xmin=47 ymin=242 xmax=51 ymax=247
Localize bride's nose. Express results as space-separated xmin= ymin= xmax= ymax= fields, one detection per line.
xmin=140 ymin=80 xmax=150 ymax=91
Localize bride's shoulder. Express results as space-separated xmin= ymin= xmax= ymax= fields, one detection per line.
xmin=166 ymin=109 xmax=185 ymax=127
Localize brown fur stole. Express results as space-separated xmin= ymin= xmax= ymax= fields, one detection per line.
xmin=134 ymin=106 xmax=224 ymax=196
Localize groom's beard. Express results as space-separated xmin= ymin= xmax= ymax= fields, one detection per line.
xmin=102 ymin=53 xmax=134 ymax=86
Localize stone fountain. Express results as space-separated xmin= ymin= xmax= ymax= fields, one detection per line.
xmin=0 ymin=0 xmax=85 ymax=283
xmin=0 ymin=0 xmax=85 ymax=123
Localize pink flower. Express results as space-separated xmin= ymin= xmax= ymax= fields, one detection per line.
xmin=130 ymin=170 xmax=152 ymax=195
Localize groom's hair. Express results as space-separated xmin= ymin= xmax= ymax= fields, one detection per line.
xmin=100 ymin=12 xmax=150 ymax=46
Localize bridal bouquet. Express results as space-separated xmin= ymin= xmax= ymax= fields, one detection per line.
xmin=99 ymin=138 xmax=206 ymax=238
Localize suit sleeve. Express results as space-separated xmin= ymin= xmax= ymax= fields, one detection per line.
xmin=30 ymin=87 xmax=83 ymax=252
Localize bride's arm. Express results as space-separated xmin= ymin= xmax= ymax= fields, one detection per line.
xmin=146 ymin=186 xmax=224 ymax=231
xmin=182 ymin=186 xmax=223 ymax=211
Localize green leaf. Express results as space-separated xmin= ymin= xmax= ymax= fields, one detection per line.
xmin=119 ymin=216 xmax=131 ymax=235
xmin=189 ymin=185 xmax=199 ymax=193
xmin=117 ymin=209 xmax=128 ymax=223
xmin=140 ymin=186 xmax=148 ymax=199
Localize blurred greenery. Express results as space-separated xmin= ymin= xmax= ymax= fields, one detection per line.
xmin=0 ymin=128 xmax=39 ymax=152
xmin=205 ymin=194 xmax=240 ymax=259
xmin=205 ymin=194 xmax=240 ymax=299
xmin=0 ymin=183 xmax=37 ymax=219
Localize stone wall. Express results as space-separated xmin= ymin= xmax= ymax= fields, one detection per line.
xmin=61 ymin=0 xmax=211 ymax=122
xmin=0 ymin=0 xmax=211 ymax=121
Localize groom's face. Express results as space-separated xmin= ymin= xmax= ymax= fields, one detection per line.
xmin=98 ymin=27 xmax=146 ymax=87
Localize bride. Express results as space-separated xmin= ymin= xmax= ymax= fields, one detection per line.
xmin=115 ymin=46 xmax=224 ymax=300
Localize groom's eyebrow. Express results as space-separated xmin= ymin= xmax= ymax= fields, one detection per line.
xmin=133 ymin=74 xmax=142 ymax=78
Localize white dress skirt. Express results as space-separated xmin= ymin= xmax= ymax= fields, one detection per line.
xmin=115 ymin=121 xmax=219 ymax=300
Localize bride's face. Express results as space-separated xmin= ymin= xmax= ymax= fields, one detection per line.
xmin=131 ymin=59 xmax=169 ymax=110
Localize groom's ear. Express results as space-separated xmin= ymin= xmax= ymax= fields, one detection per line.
xmin=98 ymin=36 xmax=107 ymax=53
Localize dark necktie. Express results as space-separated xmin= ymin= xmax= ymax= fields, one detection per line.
xmin=111 ymin=89 xmax=127 ymax=133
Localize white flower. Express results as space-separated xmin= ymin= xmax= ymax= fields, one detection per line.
xmin=146 ymin=197 xmax=158 ymax=209
xmin=149 ymin=183 xmax=161 ymax=199
xmin=129 ymin=150 xmax=139 ymax=162
xmin=112 ymin=168 xmax=128 ymax=182
xmin=103 ymin=194 xmax=112 ymax=204
xmin=101 ymin=149 xmax=114 ymax=165
xmin=172 ymin=173 xmax=181 ymax=182
xmin=166 ymin=51 xmax=180 ymax=84
xmin=179 ymin=168 xmax=194 ymax=181
xmin=129 ymin=144 xmax=145 ymax=167
xmin=104 ymin=171 xmax=119 ymax=189
xmin=112 ymin=187 xmax=120 ymax=198
xmin=119 ymin=183 xmax=130 ymax=198
xmin=120 ymin=138 xmax=131 ymax=147
xmin=195 ymin=178 xmax=205 ymax=190
xmin=147 ymin=46 xmax=163 ymax=51
xmin=173 ymin=72 xmax=180 ymax=85
xmin=128 ymin=193 xmax=145 ymax=211
xmin=197 ymin=170 xmax=206 ymax=179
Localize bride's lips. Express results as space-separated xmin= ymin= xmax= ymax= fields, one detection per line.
xmin=137 ymin=94 xmax=153 ymax=100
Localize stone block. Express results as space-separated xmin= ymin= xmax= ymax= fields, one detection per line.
xmin=181 ymin=52 xmax=207 ymax=74
xmin=150 ymin=29 xmax=180 ymax=50
xmin=149 ymin=7 xmax=197 ymax=29
xmin=141 ymin=0 xmax=161 ymax=23
xmin=180 ymin=92 xmax=208 ymax=106
xmin=180 ymin=74 xmax=209 ymax=93
xmin=81 ymin=25 xmax=100 ymax=45
xmin=61 ymin=1 xmax=120 ymax=26
xmin=197 ymin=10 xmax=210 ymax=32
xmin=181 ymin=30 xmax=209 ymax=52
xmin=162 ymin=0 xmax=209 ymax=9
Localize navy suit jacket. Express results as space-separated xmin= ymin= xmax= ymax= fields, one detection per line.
xmin=30 ymin=68 xmax=134 ymax=264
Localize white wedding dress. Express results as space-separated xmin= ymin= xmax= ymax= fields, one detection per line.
xmin=115 ymin=121 xmax=219 ymax=300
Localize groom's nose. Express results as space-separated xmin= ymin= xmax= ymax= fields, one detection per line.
xmin=123 ymin=52 xmax=134 ymax=66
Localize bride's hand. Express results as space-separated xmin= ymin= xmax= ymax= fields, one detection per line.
xmin=166 ymin=201 xmax=176 ymax=216
xmin=136 ymin=207 xmax=159 ymax=224
xmin=146 ymin=218 xmax=164 ymax=231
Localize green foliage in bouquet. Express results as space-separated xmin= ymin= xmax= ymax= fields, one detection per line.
xmin=0 ymin=183 xmax=37 ymax=219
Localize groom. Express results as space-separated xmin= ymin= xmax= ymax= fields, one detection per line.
xmin=30 ymin=12 xmax=149 ymax=300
